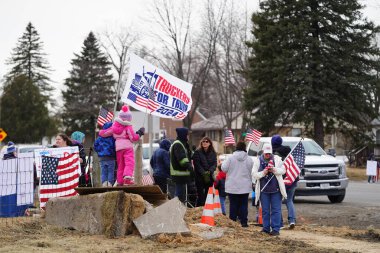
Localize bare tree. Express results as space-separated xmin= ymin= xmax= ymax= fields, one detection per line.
xmin=98 ymin=27 xmax=140 ymax=112
xmin=146 ymin=0 xmax=226 ymax=129
xmin=207 ymin=0 xmax=252 ymax=129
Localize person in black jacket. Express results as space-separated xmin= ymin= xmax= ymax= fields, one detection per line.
xmin=192 ymin=136 xmax=217 ymax=206
xmin=150 ymin=139 xmax=171 ymax=193
xmin=170 ymin=127 xmax=196 ymax=205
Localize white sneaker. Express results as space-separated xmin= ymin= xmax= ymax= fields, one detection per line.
xmin=102 ymin=181 xmax=109 ymax=187
xmin=289 ymin=223 xmax=295 ymax=229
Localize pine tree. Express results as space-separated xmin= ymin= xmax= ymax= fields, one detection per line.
xmin=244 ymin=0 xmax=380 ymax=147
xmin=0 ymin=75 xmax=56 ymax=143
xmin=62 ymin=32 xmax=115 ymax=138
xmin=6 ymin=22 xmax=53 ymax=103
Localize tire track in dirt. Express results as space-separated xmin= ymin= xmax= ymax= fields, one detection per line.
xmin=281 ymin=230 xmax=380 ymax=253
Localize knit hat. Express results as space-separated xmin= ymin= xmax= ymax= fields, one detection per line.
xmin=71 ymin=131 xmax=85 ymax=144
xmin=271 ymin=135 xmax=283 ymax=149
xmin=262 ymin=143 xmax=273 ymax=154
xmin=176 ymin=127 xmax=189 ymax=141
xmin=119 ymin=105 xmax=132 ymax=121
xmin=7 ymin=141 xmax=16 ymax=153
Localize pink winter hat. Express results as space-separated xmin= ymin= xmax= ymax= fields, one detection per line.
xmin=119 ymin=105 xmax=132 ymax=121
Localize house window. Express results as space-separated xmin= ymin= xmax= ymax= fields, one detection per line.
xmin=291 ymin=128 xmax=301 ymax=137
xmin=376 ymin=130 xmax=380 ymax=144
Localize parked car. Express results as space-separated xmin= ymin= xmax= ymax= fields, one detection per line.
xmin=247 ymin=137 xmax=349 ymax=203
xmin=142 ymin=143 xmax=160 ymax=174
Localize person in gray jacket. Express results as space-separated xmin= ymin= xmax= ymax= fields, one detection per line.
xmin=221 ymin=141 xmax=253 ymax=227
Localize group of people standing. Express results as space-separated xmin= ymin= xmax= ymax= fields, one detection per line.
xmin=151 ymin=128 xmax=297 ymax=236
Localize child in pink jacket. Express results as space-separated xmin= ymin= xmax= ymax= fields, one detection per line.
xmin=100 ymin=105 xmax=144 ymax=185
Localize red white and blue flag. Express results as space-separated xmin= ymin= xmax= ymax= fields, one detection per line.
xmin=97 ymin=106 xmax=114 ymax=127
xmin=283 ymin=142 xmax=305 ymax=185
xmin=122 ymin=53 xmax=193 ymax=119
xmin=39 ymin=153 xmax=80 ymax=208
xmin=224 ymin=129 xmax=235 ymax=145
xmin=245 ymin=128 xmax=262 ymax=145
xmin=141 ymin=169 xmax=154 ymax=186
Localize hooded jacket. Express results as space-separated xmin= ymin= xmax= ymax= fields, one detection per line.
xmin=150 ymin=139 xmax=171 ymax=178
xmin=94 ymin=122 xmax=116 ymax=159
xmin=221 ymin=150 xmax=253 ymax=194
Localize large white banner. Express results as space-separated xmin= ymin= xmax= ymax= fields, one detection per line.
xmin=34 ymin=147 xmax=80 ymax=177
xmin=366 ymin=160 xmax=377 ymax=176
xmin=121 ymin=53 xmax=193 ymax=119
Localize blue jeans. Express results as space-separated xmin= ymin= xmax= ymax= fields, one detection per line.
xmin=228 ymin=193 xmax=249 ymax=226
xmin=286 ymin=183 xmax=297 ymax=224
xmin=220 ymin=196 xmax=226 ymax=215
xmin=100 ymin=160 xmax=115 ymax=185
xmin=260 ymin=191 xmax=282 ymax=233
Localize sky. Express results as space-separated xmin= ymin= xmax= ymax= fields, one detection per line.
xmin=0 ymin=0 xmax=380 ymax=103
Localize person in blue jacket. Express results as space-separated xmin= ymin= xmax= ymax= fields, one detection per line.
xmin=150 ymin=139 xmax=171 ymax=193
xmin=94 ymin=122 xmax=116 ymax=187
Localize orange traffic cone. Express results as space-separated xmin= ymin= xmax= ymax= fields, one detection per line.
xmin=258 ymin=204 xmax=263 ymax=225
xmin=201 ymin=187 xmax=215 ymax=226
xmin=213 ymin=188 xmax=222 ymax=215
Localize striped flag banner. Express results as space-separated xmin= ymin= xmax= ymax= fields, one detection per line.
xmin=97 ymin=106 xmax=114 ymax=127
xmin=141 ymin=169 xmax=154 ymax=185
xmin=39 ymin=153 xmax=80 ymax=208
xmin=246 ymin=128 xmax=262 ymax=145
xmin=283 ymin=141 xmax=305 ymax=185
xmin=224 ymin=129 xmax=235 ymax=145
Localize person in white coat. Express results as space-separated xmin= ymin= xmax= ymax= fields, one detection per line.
xmin=222 ymin=141 xmax=253 ymax=227
xmin=252 ymin=143 xmax=287 ymax=236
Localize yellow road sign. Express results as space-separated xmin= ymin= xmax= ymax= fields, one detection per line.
xmin=0 ymin=128 xmax=8 ymax=142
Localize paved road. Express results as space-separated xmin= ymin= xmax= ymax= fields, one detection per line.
xmin=295 ymin=181 xmax=380 ymax=207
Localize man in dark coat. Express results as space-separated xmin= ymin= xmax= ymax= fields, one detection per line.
xmin=150 ymin=139 xmax=171 ymax=193
xmin=170 ymin=127 xmax=196 ymax=206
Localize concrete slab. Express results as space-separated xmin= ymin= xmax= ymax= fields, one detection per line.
xmin=133 ymin=197 xmax=190 ymax=239
xmin=45 ymin=191 xmax=145 ymax=238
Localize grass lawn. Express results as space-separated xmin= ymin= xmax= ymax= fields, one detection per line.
xmin=346 ymin=166 xmax=368 ymax=181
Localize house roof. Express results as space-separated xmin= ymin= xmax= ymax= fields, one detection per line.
xmin=191 ymin=112 xmax=242 ymax=131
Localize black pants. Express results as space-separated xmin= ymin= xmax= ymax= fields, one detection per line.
xmin=195 ymin=179 xmax=209 ymax=207
xmin=228 ymin=193 xmax=249 ymax=226
xmin=153 ymin=176 xmax=167 ymax=193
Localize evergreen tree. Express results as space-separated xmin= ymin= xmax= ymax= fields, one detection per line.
xmin=244 ymin=0 xmax=380 ymax=148
xmin=0 ymin=75 xmax=56 ymax=143
xmin=6 ymin=22 xmax=53 ymax=102
xmin=62 ymin=32 xmax=115 ymax=138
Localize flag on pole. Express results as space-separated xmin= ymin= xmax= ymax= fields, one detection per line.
xmin=245 ymin=128 xmax=262 ymax=145
xmin=97 ymin=106 xmax=114 ymax=127
xmin=142 ymin=169 xmax=154 ymax=185
xmin=283 ymin=142 xmax=305 ymax=185
xmin=39 ymin=153 xmax=80 ymax=208
xmin=224 ymin=129 xmax=235 ymax=145
xmin=121 ymin=53 xmax=193 ymax=119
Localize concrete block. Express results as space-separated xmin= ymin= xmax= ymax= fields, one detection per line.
xmin=45 ymin=191 xmax=145 ymax=237
xmin=133 ymin=197 xmax=190 ymax=238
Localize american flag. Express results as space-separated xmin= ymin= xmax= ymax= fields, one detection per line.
xmin=245 ymin=128 xmax=262 ymax=145
xmin=39 ymin=153 xmax=80 ymax=208
xmin=142 ymin=169 xmax=154 ymax=185
xmin=224 ymin=129 xmax=235 ymax=145
xmin=283 ymin=142 xmax=305 ymax=185
xmin=97 ymin=106 xmax=114 ymax=127
xmin=174 ymin=111 xmax=186 ymax=120
xmin=127 ymin=92 xmax=160 ymax=112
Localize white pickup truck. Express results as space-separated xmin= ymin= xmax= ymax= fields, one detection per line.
xmin=247 ymin=137 xmax=349 ymax=203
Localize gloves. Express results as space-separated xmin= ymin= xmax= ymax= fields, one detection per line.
xmin=202 ymin=171 xmax=211 ymax=185
xmin=136 ymin=127 xmax=145 ymax=137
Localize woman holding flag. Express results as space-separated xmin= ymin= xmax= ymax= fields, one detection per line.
xmin=252 ymin=143 xmax=287 ymax=236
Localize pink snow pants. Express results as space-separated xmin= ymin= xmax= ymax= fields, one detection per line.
xmin=116 ymin=148 xmax=135 ymax=185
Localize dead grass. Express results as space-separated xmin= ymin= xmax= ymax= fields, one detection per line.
xmin=346 ymin=166 xmax=367 ymax=181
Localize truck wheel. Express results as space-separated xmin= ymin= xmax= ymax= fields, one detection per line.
xmin=327 ymin=191 xmax=345 ymax=203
